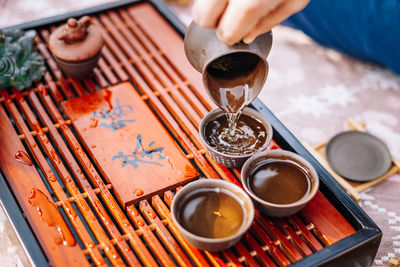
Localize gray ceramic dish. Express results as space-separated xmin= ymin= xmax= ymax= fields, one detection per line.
xmin=199 ymin=108 xmax=273 ymax=168
xmin=325 ymin=130 xmax=392 ymax=182
xmin=241 ymin=149 xmax=319 ymax=218
xmin=171 ymin=179 xmax=254 ymax=251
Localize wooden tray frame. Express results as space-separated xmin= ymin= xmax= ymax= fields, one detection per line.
xmin=1 ymin=1 xmax=381 ymax=266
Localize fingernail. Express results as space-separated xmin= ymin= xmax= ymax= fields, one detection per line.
xmin=216 ymin=28 xmax=227 ymax=43
xmin=243 ymin=36 xmax=255 ymax=44
xmin=216 ymin=27 xmax=224 ymax=38
xmin=217 ymin=28 xmax=237 ymax=46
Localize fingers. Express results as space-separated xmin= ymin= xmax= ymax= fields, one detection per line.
xmin=193 ymin=0 xmax=310 ymax=45
xmin=216 ymin=0 xmax=277 ymax=46
xmin=192 ymin=0 xmax=228 ymax=28
xmin=243 ymin=0 xmax=310 ymax=44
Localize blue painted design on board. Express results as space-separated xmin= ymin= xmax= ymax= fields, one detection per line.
xmin=92 ymin=98 xmax=135 ymax=131
xmin=112 ymin=134 xmax=166 ymax=169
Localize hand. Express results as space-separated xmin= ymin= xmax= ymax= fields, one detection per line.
xmin=193 ymin=0 xmax=310 ymax=45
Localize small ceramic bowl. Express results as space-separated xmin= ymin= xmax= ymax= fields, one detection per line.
xmin=199 ymin=108 xmax=273 ymax=168
xmin=241 ymin=149 xmax=319 ymax=218
xmin=54 ymin=51 xmax=102 ymax=79
xmin=171 ymin=179 xmax=254 ymax=251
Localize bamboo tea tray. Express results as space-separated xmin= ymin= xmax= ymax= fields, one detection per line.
xmin=0 ymin=1 xmax=381 ymax=266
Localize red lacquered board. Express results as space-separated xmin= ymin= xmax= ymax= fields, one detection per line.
xmin=0 ymin=1 xmax=381 ymax=266
xmin=62 ymin=83 xmax=199 ymax=207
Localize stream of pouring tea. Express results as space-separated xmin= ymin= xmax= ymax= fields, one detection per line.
xmin=204 ymin=52 xmax=266 ymax=138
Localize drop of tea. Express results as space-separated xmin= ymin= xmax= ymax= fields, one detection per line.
xmin=177 ymin=188 xmax=244 ymax=238
xmin=104 ymin=89 xmax=113 ymax=111
xmin=134 ymin=189 xmax=143 ymax=196
xmin=28 ymin=188 xmax=76 ymax=246
xmin=15 ymin=151 xmax=33 ymax=166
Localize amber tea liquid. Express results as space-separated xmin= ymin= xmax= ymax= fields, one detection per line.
xmin=204 ymin=113 xmax=267 ymax=155
xmin=248 ymin=159 xmax=311 ymax=204
xmin=177 ymin=188 xmax=245 ymax=238
xmin=204 ymin=52 xmax=267 ymax=135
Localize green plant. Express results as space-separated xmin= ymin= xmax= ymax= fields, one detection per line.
xmin=0 ymin=29 xmax=45 ymax=90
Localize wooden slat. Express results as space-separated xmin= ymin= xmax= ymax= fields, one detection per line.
xmin=26 ymin=89 xmax=140 ymax=265
xmin=128 ymin=3 xmax=212 ymax=108
xmin=0 ymin=93 xmax=89 ymax=267
xmin=288 ymin=216 xmax=323 ymax=252
xmin=92 ymin=16 xmax=203 ymax=147
xmin=234 ymin=241 xmax=259 ymax=266
xmin=98 ymin=47 xmax=129 ymax=82
xmin=250 ymin=222 xmax=291 ymax=266
xmin=243 ymin=232 xmax=277 ymax=267
xmin=222 ymin=249 xmax=244 ymax=267
xmin=139 ymin=200 xmax=193 ymax=267
xmin=274 ymin=218 xmax=313 ymax=257
xmin=154 ymin=193 xmax=212 ymax=266
xmin=107 ymin=11 xmax=209 ymax=120
xmin=126 ymin=205 xmax=175 ymax=266
xmin=301 ymin=192 xmax=356 ymax=244
xmin=93 ymin=66 xmax=110 ymax=88
xmin=82 ymin=78 xmax=97 ymax=93
xmin=70 ymin=78 xmax=87 ymax=96
xmin=38 ymin=88 xmax=157 ymax=266
xmin=13 ymin=89 xmax=116 ymax=266
xmin=116 ymin=10 xmax=211 ymax=116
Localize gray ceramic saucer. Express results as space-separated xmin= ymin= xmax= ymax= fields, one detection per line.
xmin=325 ymin=131 xmax=392 ymax=182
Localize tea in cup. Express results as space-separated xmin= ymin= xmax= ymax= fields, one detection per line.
xmin=171 ymin=179 xmax=254 ymax=251
xmin=199 ymin=108 xmax=272 ymax=168
xmin=241 ymin=150 xmax=319 ymax=217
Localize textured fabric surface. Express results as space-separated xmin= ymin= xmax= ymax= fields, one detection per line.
xmin=1 ymin=1 xmax=400 ymax=266
xmin=283 ymin=0 xmax=400 ymax=74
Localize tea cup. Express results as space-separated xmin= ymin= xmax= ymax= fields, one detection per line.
xmin=171 ymin=179 xmax=254 ymax=251
xmin=199 ymin=107 xmax=273 ymax=168
xmin=241 ymin=149 xmax=319 ymax=217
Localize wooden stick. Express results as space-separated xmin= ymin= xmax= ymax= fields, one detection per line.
xmin=354 ymin=166 xmax=399 ymax=192
xmin=347 ymin=119 xmax=366 ymax=131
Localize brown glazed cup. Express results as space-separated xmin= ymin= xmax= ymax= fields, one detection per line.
xmin=241 ymin=150 xmax=319 ymax=218
xmin=53 ymin=51 xmax=102 ymax=79
xmin=199 ymin=107 xmax=273 ymax=168
xmin=171 ymin=179 xmax=254 ymax=251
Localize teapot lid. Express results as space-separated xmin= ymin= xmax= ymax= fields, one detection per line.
xmin=49 ymin=16 xmax=104 ymax=62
